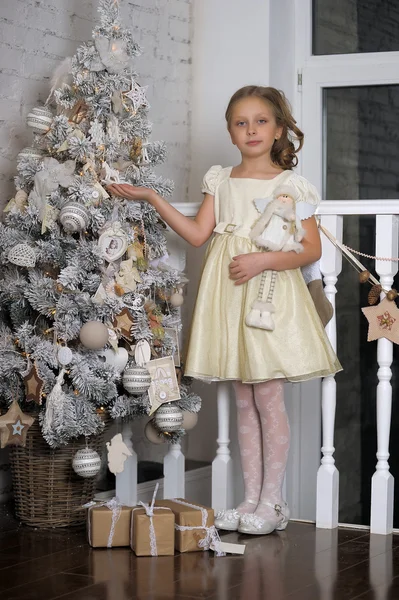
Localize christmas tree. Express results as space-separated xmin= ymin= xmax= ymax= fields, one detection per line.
xmin=0 ymin=0 xmax=200 ymax=452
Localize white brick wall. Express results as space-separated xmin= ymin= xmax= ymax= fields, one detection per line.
xmin=0 ymin=0 xmax=192 ymax=210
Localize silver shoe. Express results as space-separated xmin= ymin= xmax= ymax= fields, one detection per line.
xmin=215 ymin=499 xmax=258 ymax=531
xmin=238 ymin=501 xmax=290 ymax=535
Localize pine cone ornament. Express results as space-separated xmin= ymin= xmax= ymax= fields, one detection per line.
xmin=368 ymin=284 xmax=382 ymax=305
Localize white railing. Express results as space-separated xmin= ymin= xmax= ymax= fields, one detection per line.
xmin=317 ymin=201 xmax=399 ymax=535
xmin=116 ymin=200 xmax=399 ymax=536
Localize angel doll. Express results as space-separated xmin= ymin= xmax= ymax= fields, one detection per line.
xmin=246 ymin=184 xmax=305 ymax=331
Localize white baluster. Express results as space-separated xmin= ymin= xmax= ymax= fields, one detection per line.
xmin=370 ymin=215 xmax=398 ymax=534
xmin=212 ymin=382 xmax=234 ymax=511
xmin=317 ymin=214 xmax=343 ymax=528
xmin=115 ymin=421 xmax=137 ymax=506
xmin=163 ymin=442 xmax=185 ymax=498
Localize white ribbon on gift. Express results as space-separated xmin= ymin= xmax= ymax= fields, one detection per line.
xmin=131 ymin=482 xmax=172 ymax=556
xmin=84 ymin=496 xmax=122 ymax=548
xmin=171 ymin=498 xmax=226 ymax=557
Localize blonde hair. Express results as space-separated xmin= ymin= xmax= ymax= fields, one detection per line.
xmin=225 ymin=85 xmax=304 ymax=170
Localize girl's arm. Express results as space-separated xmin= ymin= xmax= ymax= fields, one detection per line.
xmin=107 ymin=184 xmax=216 ymax=248
xmin=229 ymin=217 xmax=321 ymax=285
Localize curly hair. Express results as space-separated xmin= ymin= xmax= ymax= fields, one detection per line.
xmin=225 ymin=86 xmax=304 ymax=170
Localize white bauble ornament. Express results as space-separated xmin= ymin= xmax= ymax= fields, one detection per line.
xmin=181 ymin=411 xmax=198 ymax=431
xmin=8 ymin=244 xmax=36 ymax=267
xmin=99 ymin=347 xmax=129 ymax=373
xmin=79 ymin=321 xmax=109 ymax=350
xmin=72 ymin=447 xmax=101 ymax=478
xmin=154 ymin=403 xmax=183 ymax=432
xmin=57 ymin=346 xmax=73 ymax=366
xmin=144 ymin=421 xmax=164 ymax=445
xmin=170 ymin=292 xmax=184 ymax=307
xmin=59 ymin=202 xmax=90 ymax=233
xmin=27 ymin=106 xmax=53 ymax=134
xmin=122 ymin=364 xmax=151 ymax=395
xmin=17 ymin=146 xmax=43 ymax=161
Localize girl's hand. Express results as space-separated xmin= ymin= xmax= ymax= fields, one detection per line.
xmin=107 ymin=183 xmax=157 ymax=204
xmin=229 ymin=252 xmax=269 ymax=285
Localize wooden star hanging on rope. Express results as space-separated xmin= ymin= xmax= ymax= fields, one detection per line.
xmin=0 ymin=400 xmax=35 ymax=448
xmin=24 ymin=362 xmax=44 ymax=404
xmin=361 ymin=297 xmax=399 ymax=344
xmin=112 ymin=307 xmax=134 ymax=341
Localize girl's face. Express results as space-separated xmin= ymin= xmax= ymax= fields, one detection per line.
xmin=228 ymin=96 xmax=283 ymax=159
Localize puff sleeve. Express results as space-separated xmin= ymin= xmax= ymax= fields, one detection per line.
xmin=201 ymin=165 xmax=223 ymax=195
xmin=289 ymin=173 xmax=321 ymax=221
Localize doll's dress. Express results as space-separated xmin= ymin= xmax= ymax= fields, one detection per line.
xmin=184 ymin=166 xmax=342 ymax=383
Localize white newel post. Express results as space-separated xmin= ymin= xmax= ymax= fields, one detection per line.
xmin=317 ymin=214 xmax=343 ymax=529
xmin=162 ymin=215 xmax=191 ymax=499
xmin=164 ymin=442 xmax=185 ymax=499
xmin=370 ymin=215 xmax=398 ymax=534
xmin=212 ymin=382 xmax=234 ymax=511
xmin=115 ymin=421 xmax=137 ymax=506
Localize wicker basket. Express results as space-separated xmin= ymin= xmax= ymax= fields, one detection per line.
xmin=9 ymin=419 xmax=107 ymax=528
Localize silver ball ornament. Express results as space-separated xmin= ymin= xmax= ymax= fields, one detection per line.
xmin=72 ymin=447 xmax=101 ymax=478
xmin=79 ymin=321 xmax=109 ymax=350
xmin=59 ymin=202 xmax=90 ymax=233
xmin=144 ymin=421 xmax=164 ymax=445
xmin=181 ymin=411 xmax=198 ymax=431
xmin=122 ymin=365 xmax=151 ymax=395
xmin=17 ymin=146 xmax=44 ymax=161
xmin=170 ymin=292 xmax=184 ymax=307
xmin=154 ymin=402 xmax=183 ymax=432
xmin=26 ymin=106 xmax=54 ymax=134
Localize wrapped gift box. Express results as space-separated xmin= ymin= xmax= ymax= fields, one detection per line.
xmin=131 ymin=506 xmax=175 ymax=556
xmin=87 ymin=504 xmax=132 ymax=548
xmin=155 ymin=499 xmax=215 ymax=553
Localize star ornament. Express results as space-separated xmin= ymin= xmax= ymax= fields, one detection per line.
xmin=0 ymin=401 xmax=35 ymax=449
xmin=112 ymin=307 xmax=134 ymax=341
xmin=362 ymin=297 xmax=399 ymax=344
xmin=24 ymin=362 xmax=44 ymax=405
xmin=123 ymin=81 xmax=150 ymax=112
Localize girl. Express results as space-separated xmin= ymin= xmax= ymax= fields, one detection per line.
xmin=108 ymin=85 xmax=342 ymax=535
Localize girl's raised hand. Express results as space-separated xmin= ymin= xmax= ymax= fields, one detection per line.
xmin=107 ymin=183 xmax=156 ymax=204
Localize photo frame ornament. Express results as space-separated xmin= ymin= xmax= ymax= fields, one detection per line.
xmin=98 ymin=222 xmax=128 ymax=262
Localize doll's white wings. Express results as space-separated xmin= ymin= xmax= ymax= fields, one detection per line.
xmin=295 ymin=201 xmax=317 ymax=221
xmin=253 ymin=197 xmax=274 ymax=214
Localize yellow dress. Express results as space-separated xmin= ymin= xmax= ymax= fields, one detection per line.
xmin=184 ymin=165 xmax=342 ymax=383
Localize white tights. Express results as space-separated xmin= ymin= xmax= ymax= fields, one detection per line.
xmin=233 ymin=379 xmax=290 ymax=522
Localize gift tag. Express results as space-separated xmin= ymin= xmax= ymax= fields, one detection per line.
xmin=210 ymin=541 xmax=246 ymax=555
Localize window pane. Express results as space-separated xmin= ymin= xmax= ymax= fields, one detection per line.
xmin=323 ymin=84 xmax=399 ymax=526
xmin=313 ymin=0 xmax=399 ymax=55
xmin=324 ymin=85 xmax=399 ymax=201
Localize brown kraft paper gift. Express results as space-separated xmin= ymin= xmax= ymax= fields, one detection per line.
xmin=155 ymin=499 xmax=215 ymax=553
xmin=87 ymin=503 xmax=132 ymax=548
xmin=131 ymin=506 xmax=175 ymax=556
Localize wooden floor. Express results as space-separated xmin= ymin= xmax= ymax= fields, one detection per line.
xmin=1 ymin=503 xmax=399 ymax=600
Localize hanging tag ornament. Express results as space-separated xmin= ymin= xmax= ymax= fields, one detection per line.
xmin=134 ymin=339 xmax=151 ymax=366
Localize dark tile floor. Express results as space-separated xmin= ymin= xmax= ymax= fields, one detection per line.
xmin=1 ymin=503 xmax=399 ymax=600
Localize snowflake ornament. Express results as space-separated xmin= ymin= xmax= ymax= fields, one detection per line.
xmin=123 ymin=80 xmax=149 ymax=112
